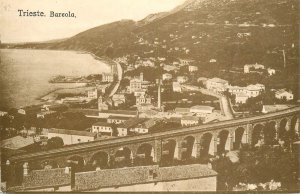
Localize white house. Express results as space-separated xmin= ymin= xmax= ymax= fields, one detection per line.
xmin=136 ymin=95 xmax=151 ymax=106
xmin=107 ymin=116 xmax=130 ymax=124
xmin=47 ymin=128 xmax=96 ymax=145
xmin=130 ymin=79 xmax=142 ymax=93
xmin=0 ymin=111 xmax=8 ymax=116
xmin=267 ymin=68 xmax=276 ymax=76
xmin=92 ymin=122 xmax=113 ymax=136
xmin=188 ymin=65 xmax=198 ymax=72
xmin=228 ymin=84 xmax=265 ymax=98
xmin=102 ymin=73 xmax=114 ymax=82
xmin=275 ymin=89 xmax=294 ymax=101
xmin=173 ymin=82 xmax=182 ymax=92
xmin=177 ymin=76 xmax=188 ymax=84
xmin=244 ymin=63 xmax=265 ymax=73
xmin=190 ymin=105 xmax=214 ymax=114
xmin=88 ymin=88 xmax=98 ymax=99
xmin=206 ymin=78 xmax=229 ymax=93
xmin=112 ymin=94 xmax=126 ymax=106
xmin=162 ymin=73 xmax=173 ymax=81
xmin=18 ymin=105 xmax=41 ymax=115
xmin=134 ymin=89 xmax=146 ymax=97
xmin=235 ymin=93 xmax=249 ymax=104
xmin=117 ymin=118 xmax=149 ymax=137
xmin=181 ymin=116 xmax=200 ymax=127
xmin=246 ymin=84 xmax=265 ymax=98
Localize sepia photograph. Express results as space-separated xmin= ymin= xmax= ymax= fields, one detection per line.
xmin=0 ymin=0 xmax=299 ymax=192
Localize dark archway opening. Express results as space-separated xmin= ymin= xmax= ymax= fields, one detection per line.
xmin=263 ymin=122 xmax=277 ymax=145
xmin=181 ymin=136 xmax=195 ymax=161
xmin=89 ymin=152 xmax=109 ymax=170
xmin=161 ymin=139 xmax=176 ymax=166
xmin=234 ymin=127 xmax=245 ymax=150
xmin=217 ymin=130 xmax=229 ymax=154
xmin=114 ymin=147 xmax=132 ymax=168
xmin=199 ymin=133 xmax=213 ymax=163
xmin=135 ymin=143 xmax=154 ymax=166
xmin=252 ymin=124 xmax=264 ymax=146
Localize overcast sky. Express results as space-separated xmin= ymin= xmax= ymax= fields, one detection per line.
xmin=0 ymin=0 xmax=186 ymax=43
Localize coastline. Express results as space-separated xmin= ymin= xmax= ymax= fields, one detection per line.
xmin=1 ymin=48 xmax=122 ymax=105
xmin=36 ymin=51 xmax=122 ymax=103
xmin=37 ymin=83 xmax=88 ymax=101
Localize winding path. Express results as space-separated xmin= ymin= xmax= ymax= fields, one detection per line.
xmin=107 ymin=60 xmax=123 ymax=98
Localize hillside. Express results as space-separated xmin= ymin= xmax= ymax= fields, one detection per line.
xmin=2 ymin=0 xmax=299 ymax=70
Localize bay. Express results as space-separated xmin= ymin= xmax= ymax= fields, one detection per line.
xmin=0 ymin=49 xmax=111 ymax=108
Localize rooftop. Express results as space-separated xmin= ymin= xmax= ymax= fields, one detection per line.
xmin=118 ymin=118 xmax=148 ymax=129
xmin=92 ymin=122 xmax=112 ymax=127
xmin=175 ymin=107 xmax=190 ymax=113
xmin=48 ymin=128 xmax=96 ymax=137
xmin=262 ymin=104 xmax=294 ymax=113
xmin=19 ymin=105 xmax=41 ymax=112
xmin=190 ymin=105 xmax=214 ymax=111
xmin=100 ymin=110 xmax=137 ymax=116
xmin=68 ymin=109 xmax=101 ymax=116
xmin=107 ymin=115 xmax=131 ymax=120
xmin=181 ymin=116 xmax=200 ymax=121
xmin=208 ymin=77 xmax=228 ymax=84
xmin=1 ymin=136 xmax=35 ymax=150
xmin=75 ymin=164 xmax=217 ymax=191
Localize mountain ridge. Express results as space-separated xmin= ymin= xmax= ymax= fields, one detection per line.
xmin=1 ymin=0 xmax=298 ymax=70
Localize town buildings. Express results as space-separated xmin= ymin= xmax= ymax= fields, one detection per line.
xmin=162 ymin=73 xmax=172 ymax=81
xmin=102 ymin=73 xmax=114 ymax=82
xmin=173 ymin=82 xmax=182 ymax=92
xmin=177 ymin=76 xmax=189 ymax=84
xmin=98 ymin=96 xmax=109 ymax=111
xmin=206 ymin=78 xmax=229 ymax=93
xmin=275 ymin=89 xmax=294 ymax=101
xmin=47 ymin=128 xmax=96 ymax=145
xmin=235 ymin=93 xmax=249 ymax=104
xmin=107 ymin=116 xmax=131 ymax=124
xmin=116 ymin=118 xmax=149 ymax=136
xmin=88 ymin=88 xmax=98 ymax=99
xmin=190 ymin=105 xmax=215 ymax=114
xmin=244 ymin=63 xmax=265 ymax=73
xmin=136 ymin=94 xmax=152 ymax=106
xmin=18 ymin=105 xmax=41 ymax=116
xmin=92 ymin=122 xmax=113 ymax=136
xmin=181 ymin=116 xmax=200 ymax=126
xmin=188 ymin=65 xmax=198 ymax=72
xmin=112 ymin=94 xmax=126 ymax=106
xmin=262 ymin=104 xmax=293 ymax=114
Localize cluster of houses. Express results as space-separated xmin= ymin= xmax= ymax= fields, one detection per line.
xmin=205 ymin=77 xmax=293 ymax=104
xmin=91 ymin=116 xmax=162 ymax=137
xmin=17 ymin=103 xmax=68 ymax=119
xmin=244 ymin=63 xmax=276 ymax=76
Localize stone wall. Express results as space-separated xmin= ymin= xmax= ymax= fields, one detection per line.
xmin=97 ymin=176 xmax=217 ymax=192
xmin=23 ymin=168 xmax=70 ymax=189
xmin=74 ymin=165 xmax=158 ymax=191
xmin=74 ymin=164 xmax=217 ymax=191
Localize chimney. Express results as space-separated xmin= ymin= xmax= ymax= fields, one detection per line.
xmin=140 ymin=72 xmax=144 ymax=81
xmin=157 ymin=79 xmax=161 ymax=109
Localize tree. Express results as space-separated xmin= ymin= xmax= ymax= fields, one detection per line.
xmin=47 ymin=137 xmax=64 ymax=150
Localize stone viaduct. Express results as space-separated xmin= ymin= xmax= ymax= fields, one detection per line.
xmin=5 ymin=106 xmax=300 ymax=187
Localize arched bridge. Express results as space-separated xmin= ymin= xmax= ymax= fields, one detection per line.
xmin=6 ymin=106 xmax=300 ymax=187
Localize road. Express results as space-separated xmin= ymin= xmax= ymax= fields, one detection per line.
xmin=107 ymin=60 xmax=123 ymax=98
xmin=182 ymin=85 xmax=234 ymax=119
